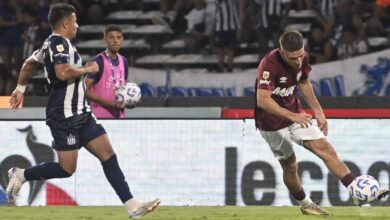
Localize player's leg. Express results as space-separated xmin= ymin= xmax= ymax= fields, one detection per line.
xmin=6 ymin=150 xmax=77 ymax=204
xmin=6 ymin=117 xmax=81 ymax=204
xmin=279 ymin=153 xmax=330 ymax=215
xmin=85 ymin=134 xmax=133 ymax=202
xmin=303 ymin=138 xmax=352 ymax=180
xmin=81 ymin=114 xmax=159 ymax=218
xmin=304 ymin=138 xmax=389 ymax=204
xmin=260 ymin=128 xmax=330 ymax=215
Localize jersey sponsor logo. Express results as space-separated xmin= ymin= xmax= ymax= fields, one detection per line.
xmin=66 ymin=134 xmax=76 ymax=145
xmin=279 ymin=77 xmax=287 ymax=83
xmin=56 ymin=44 xmax=64 ymax=53
xmin=262 ymin=71 xmax=270 ymax=80
xmin=273 ymin=85 xmax=296 ymax=97
xmin=259 ymin=79 xmax=271 ymax=85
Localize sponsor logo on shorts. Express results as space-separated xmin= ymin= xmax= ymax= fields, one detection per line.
xmin=66 ymin=134 xmax=76 ymax=145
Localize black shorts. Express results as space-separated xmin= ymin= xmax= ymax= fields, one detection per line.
xmin=214 ymin=30 xmax=237 ymax=48
xmin=46 ymin=113 xmax=106 ymax=151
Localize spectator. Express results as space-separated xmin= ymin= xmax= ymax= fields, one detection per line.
xmin=336 ymin=25 xmax=369 ymax=59
xmin=324 ymin=0 xmax=364 ymax=44
xmin=246 ymin=0 xmax=291 ymax=58
xmin=152 ymin=0 xmax=193 ymax=34
xmin=183 ymin=0 xmax=214 ymax=52
xmin=306 ymin=23 xmax=334 ymax=64
xmin=291 ymin=0 xmax=312 ymax=10
xmin=313 ymin=0 xmax=339 ymax=19
xmin=0 ymin=0 xmax=23 ymax=95
xmin=21 ymin=7 xmax=44 ymax=60
xmin=376 ymin=0 xmax=390 ymax=7
xmin=213 ymin=0 xmax=240 ymax=72
xmin=365 ymin=2 xmax=390 ymax=37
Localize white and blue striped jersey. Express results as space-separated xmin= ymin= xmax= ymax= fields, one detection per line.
xmin=30 ymin=34 xmax=91 ymax=120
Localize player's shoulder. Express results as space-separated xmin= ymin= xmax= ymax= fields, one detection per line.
xmin=48 ymin=35 xmax=70 ymax=51
xmin=118 ymin=53 xmax=128 ymax=62
xmin=260 ymin=49 xmax=280 ymax=69
xmin=91 ymin=53 xmax=104 ymax=62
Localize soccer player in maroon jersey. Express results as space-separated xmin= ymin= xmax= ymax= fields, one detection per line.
xmin=255 ymin=30 xmax=389 ymax=215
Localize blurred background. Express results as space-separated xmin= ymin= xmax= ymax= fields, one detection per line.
xmin=0 ymin=0 xmax=390 ymax=209
xmin=0 ymin=0 xmax=389 ymax=100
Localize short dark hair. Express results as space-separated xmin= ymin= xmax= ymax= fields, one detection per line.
xmin=104 ymin=24 xmax=123 ymax=36
xmin=279 ymin=30 xmax=304 ymax=52
xmin=48 ymin=3 xmax=76 ymax=29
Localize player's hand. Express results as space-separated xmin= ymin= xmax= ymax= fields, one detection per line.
xmin=316 ymin=113 xmax=328 ymax=136
xmin=124 ymin=103 xmax=135 ymax=109
xmin=9 ymin=90 xmax=24 ymax=109
xmin=86 ymin=61 xmax=99 ymax=73
xmin=291 ymin=112 xmax=312 ymax=128
xmin=114 ymin=100 xmax=125 ymax=110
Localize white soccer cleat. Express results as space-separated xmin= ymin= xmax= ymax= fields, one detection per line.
xmin=126 ymin=198 xmax=160 ymax=219
xmin=6 ymin=167 xmax=26 ymax=205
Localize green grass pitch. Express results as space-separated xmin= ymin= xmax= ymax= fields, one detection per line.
xmin=0 ymin=206 xmax=389 ymax=220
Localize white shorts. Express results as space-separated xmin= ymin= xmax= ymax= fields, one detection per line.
xmin=260 ymin=122 xmax=325 ymax=160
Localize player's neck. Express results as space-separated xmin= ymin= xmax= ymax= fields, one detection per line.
xmin=52 ymin=30 xmax=71 ymax=40
xmin=106 ymin=49 xmax=118 ymax=59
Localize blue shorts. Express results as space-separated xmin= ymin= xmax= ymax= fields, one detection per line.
xmin=46 ymin=113 xmax=106 ymax=151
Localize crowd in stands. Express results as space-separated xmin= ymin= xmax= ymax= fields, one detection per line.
xmin=0 ymin=0 xmax=390 ymax=95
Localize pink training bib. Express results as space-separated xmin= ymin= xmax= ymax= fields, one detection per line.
xmin=90 ymin=52 xmax=126 ymax=118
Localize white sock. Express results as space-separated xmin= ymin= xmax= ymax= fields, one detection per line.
xmin=124 ymin=198 xmax=138 ymax=211
xmin=16 ymin=169 xmax=26 ymax=183
xmin=297 ymin=195 xmax=313 ymax=208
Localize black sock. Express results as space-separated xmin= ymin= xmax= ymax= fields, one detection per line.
xmin=24 ymin=162 xmax=71 ymax=180
xmin=341 ymin=172 xmax=356 ymax=188
xmin=292 ymin=189 xmax=306 ymax=201
xmin=102 ymin=154 xmax=133 ymax=203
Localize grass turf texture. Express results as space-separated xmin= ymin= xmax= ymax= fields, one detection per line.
xmin=0 ymin=206 xmax=389 ymax=220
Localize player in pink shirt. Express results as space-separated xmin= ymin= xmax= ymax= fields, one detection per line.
xmin=255 ymin=30 xmax=389 ymax=215
xmin=86 ymin=24 xmax=129 ymax=118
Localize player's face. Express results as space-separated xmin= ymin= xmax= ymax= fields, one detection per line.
xmin=104 ymin=31 xmax=124 ymax=53
xmin=280 ymin=47 xmax=305 ymax=70
xmin=66 ymin=13 xmax=78 ymax=39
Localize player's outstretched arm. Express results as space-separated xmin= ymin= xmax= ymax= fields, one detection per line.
xmin=257 ymin=88 xmax=312 ymax=127
xmin=55 ymin=61 xmax=99 ymax=81
xmin=9 ymin=58 xmax=41 ymax=109
xmin=298 ymin=79 xmax=328 ymax=135
xmin=85 ymin=77 xmax=124 ymax=110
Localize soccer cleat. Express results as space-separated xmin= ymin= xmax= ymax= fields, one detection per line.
xmin=376 ymin=189 xmax=389 ymax=201
xmin=300 ymin=203 xmax=331 ymax=216
xmin=127 ymin=198 xmax=160 ymax=219
xmin=6 ymin=167 xmax=26 ymax=205
xmin=352 ymin=189 xmax=390 ymax=206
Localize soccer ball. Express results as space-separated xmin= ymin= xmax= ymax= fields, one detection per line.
xmin=349 ymin=175 xmax=379 ymax=204
xmin=116 ymin=83 xmax=142 ymax=108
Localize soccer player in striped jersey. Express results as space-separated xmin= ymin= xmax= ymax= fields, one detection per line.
xmin=7 ymin=3 xmax=159 ymax=218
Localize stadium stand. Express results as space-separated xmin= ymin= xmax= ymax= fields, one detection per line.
xmin=0 ymin=0 xmax=389 ymax=97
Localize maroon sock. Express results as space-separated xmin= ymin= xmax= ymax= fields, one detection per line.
xmin=292 ymin=189 xmax=306 ymax=201
xmin=341 ymin=172 xmax=356 ymax=188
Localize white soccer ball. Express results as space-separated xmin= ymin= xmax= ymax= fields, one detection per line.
xmin=349 ymin=175 xmax=379 ymax=204
xmin=116 ymin=83 xmax=141 ymax=108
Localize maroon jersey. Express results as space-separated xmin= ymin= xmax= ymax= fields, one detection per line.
xmin=255 ymin=49 xmax=311 ymax=131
